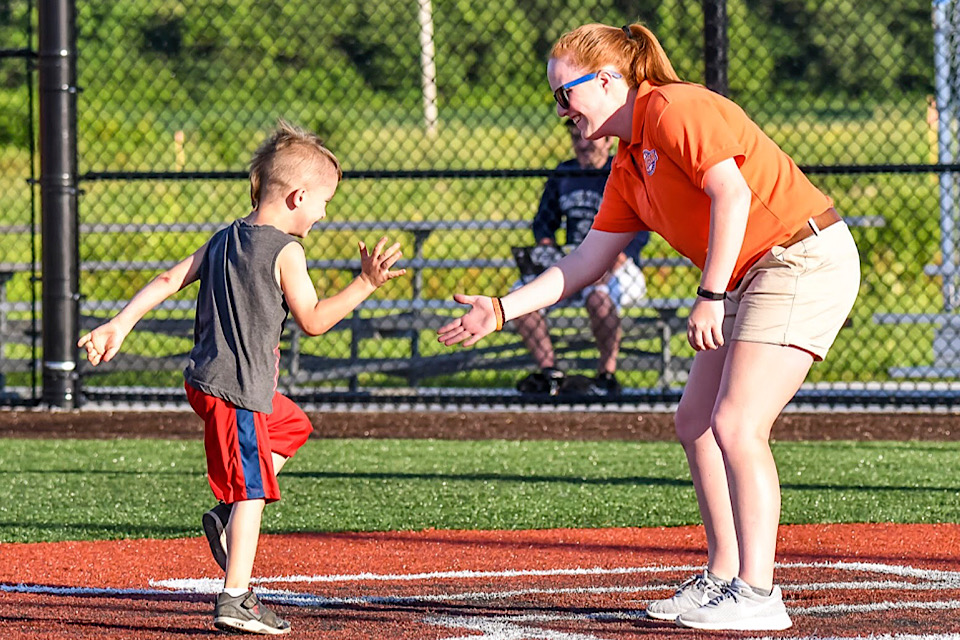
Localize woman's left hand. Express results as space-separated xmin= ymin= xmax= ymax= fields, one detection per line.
xmin=687 ymin=298 xmax=725 ymax=351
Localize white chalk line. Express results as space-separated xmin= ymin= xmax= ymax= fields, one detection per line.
xmin=144 ymin=559 xmax=960 ymax=610
xmin=150 ymin=559 xmax=960 ymax=589
xmin=422 ymin=612 xmax=646 ymax=640
xmin=257 ymin=563 xmax=709 ymax=585
xmin=747 ymin=637 xmax=960 ymax=640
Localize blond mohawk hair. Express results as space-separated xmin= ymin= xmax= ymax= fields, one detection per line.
xmin=249 ymin=119 xmax=342 ymax=209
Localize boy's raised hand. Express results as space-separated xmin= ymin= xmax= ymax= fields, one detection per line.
xmin=358 ymin=237 xmax=406 ymax=287
xmin=77 ymin=321 xmax=128 ymax=366
xmin=437 ymin=294 xmax=497 ymax=347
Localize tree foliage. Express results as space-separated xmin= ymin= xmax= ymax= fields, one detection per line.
xmin=0 ymin=0 xmax=938 ymax=153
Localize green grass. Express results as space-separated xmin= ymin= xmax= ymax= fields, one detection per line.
xmin=3 ymin=437 xmax=959 ymax=543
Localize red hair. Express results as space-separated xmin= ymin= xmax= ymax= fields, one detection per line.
xmin=551 ymin=23 xmax=681 ymax=88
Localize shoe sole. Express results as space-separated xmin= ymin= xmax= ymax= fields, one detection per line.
xmin=645 ymin=609 xmax=681 ymax=621
xmin=214 ymin=616 xmax=291 ymax=635
xmin=675 ymin=613 xmax=793 ymax=631
xmin=202 ymin=511 xmax=228 ymax=572
xmin=647 ymin=592 xmax=724 ymax=621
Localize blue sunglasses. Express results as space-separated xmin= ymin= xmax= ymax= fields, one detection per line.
xmin=553 ymin=70 xmax=623 ymax=109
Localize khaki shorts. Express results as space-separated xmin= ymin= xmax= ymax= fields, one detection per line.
xmin=723 ymin=221 xmax=860 ymax=360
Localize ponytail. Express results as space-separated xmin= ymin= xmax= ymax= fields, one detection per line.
xmin=551 ymin=23 xmax=681 ymax=89
xmin=621 ymin=23 xmax=680 ymax=86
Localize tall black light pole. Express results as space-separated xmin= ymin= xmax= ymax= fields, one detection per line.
xmin=703 ymin=0 xmax=729 ymax=96
xmin=38 ymin=0 xmax=79 ymax=408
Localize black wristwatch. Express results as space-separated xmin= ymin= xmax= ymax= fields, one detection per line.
xmin=696 ymin=286 xmax=726 ymax=301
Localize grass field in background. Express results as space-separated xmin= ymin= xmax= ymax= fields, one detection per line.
xmin=3 ymin=437 xmax=959 ymax=543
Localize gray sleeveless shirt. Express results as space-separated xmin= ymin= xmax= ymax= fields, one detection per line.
xmin=184 ymin=219 xmax=297 ymax=413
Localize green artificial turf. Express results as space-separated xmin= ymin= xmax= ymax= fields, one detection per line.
xmin=4 ymin=437 xmax=959 ymax=543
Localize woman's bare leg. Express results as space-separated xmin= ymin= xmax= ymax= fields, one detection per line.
xmin=711 ymin=341 xmax=812 ymax=590
xmin=674 ymin=345 xmax=739 ymax=581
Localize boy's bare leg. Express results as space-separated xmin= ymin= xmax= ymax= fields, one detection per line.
xmin=585 ymin=290 xmax=620 ymax=375
xmin=215 ymin=494 xmax=290 ymax=634
xmin=221 ymin=453 xmax=289 ymax=570
xmin=224 ymin=498 xmax=265 ymax=590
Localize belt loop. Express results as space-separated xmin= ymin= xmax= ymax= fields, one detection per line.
xmin=808 ymin=217 xmax=821 ymax=235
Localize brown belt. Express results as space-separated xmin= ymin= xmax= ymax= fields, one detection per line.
xmin=781 ymin=207 xmax=842 ymax=248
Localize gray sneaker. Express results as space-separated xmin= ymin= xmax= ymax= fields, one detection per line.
xmin=676 ymin=577 xmax=792 ymax=631
xmin=213 ymin=590 xmax=291 ymax=635
xmin=646 ymin=570 xmax=728 ymax=621
xmin=202 ymin=502 xmax=232 ymax=571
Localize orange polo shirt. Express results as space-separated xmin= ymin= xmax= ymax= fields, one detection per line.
xmin=592 ymin=81 xmax=832 ymax=289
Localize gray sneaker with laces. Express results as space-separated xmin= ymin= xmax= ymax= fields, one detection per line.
xmin=646 ymin=570 xmax=728 ymax=621
xmin=214 ymin=590 xmax=291 ymax=635
xmin=676 ymin=576 xmax=792 ymax=631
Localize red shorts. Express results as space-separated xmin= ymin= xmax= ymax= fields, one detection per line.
xmin=185 ymin=382 xmax=313 ymax=504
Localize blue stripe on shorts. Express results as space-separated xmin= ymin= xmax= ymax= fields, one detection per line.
xmin=235 ymin=408 xmax=265 ymax=499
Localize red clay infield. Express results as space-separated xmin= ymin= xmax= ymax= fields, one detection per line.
xmin=3 ymin=522 xmax=960 ymax=639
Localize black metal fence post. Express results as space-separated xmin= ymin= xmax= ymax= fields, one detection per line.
xmin=38 ymin=0 xmax=79 ymax=408
xmin=702 ymin=0 xmax=729 ymax=96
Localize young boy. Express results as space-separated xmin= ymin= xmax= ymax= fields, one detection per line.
xmin=78 ymin=120 xmax=406 ymax=635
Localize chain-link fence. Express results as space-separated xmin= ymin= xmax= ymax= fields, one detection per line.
xmin=3 ymin=0 xmax=960 ymax=407
xmin=0 ymin=0 xmax=39 ymax=406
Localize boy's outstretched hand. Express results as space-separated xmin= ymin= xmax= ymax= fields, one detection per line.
xmin=358 ymin=237 xmax=406 ymax=287
xmin=437 ymin=294 xmax=497 ymax=347
xmin=77 ymin=322 xmax=128 ymax=366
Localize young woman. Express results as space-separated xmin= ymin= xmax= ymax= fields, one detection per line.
xmin=438 ymin=22 xmax=860 ymax=632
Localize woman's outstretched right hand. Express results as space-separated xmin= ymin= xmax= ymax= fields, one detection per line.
xmin=437 ymin=294 xmax=497 ymax=347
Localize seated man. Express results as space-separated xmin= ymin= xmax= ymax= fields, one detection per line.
xmin=514 ymin=119 xmax=649 ymax=396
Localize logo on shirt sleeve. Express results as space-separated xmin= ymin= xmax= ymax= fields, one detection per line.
xmin=642 ymin=149 xmax=659 ymax=176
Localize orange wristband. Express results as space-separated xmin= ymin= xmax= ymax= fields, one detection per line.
xmin=491 ymin=297 xmax=504 ymax=331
